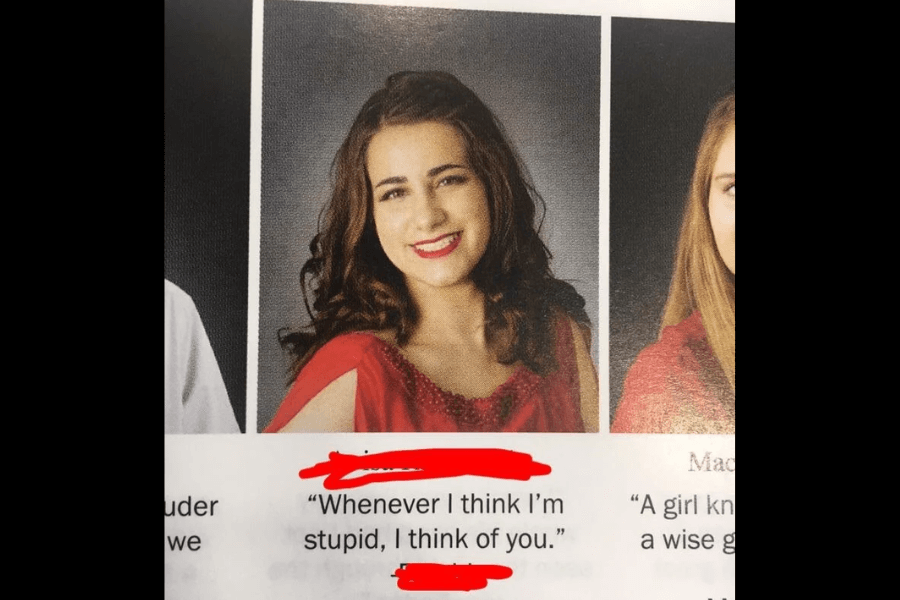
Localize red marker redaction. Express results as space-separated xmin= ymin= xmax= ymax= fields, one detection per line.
xmin=394 ymin=563 xmax=513 ymax=591
xmin=299 ymin=448 xmax=551 ymax=489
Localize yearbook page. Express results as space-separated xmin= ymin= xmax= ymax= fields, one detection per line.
xmin=164 ymin=1 xmax=736 ymax=597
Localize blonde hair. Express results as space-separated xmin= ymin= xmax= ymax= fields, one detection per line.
xmin=661 ymin=92 xmax=735 ymax=390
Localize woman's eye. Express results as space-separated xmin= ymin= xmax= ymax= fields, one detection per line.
xmin=380 ymin=188 xmax=406 ymax=202
xmin=725 ymin=182 xmax=735 ymax=197
xmin=438 ymin=174 xmax=466 ymax=187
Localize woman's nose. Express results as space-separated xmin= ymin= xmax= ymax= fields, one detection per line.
xmin=413 ymin=188 xmax=447 ymax=229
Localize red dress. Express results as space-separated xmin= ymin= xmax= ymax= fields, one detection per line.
xmin=264 ymin=320 xmax=585 ymax=432
xmin=611 ymin=311 xmax=734 ymax=434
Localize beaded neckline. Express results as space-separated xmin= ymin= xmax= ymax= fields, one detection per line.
xmin=353 ymin=332 xmax=541 ymax=404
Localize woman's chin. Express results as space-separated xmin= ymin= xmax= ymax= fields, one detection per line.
xmin=405 ymin=271 xmax=475 ymax=293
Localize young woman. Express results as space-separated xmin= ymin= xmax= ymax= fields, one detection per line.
xmin=264 ymin=71 xmax=598 ymax=433
xmin=612 ymin=92 xmax=735 ymax=434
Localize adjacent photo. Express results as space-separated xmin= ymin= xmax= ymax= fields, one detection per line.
xmin=163 ymin=0 xmax=251 ymax=434
xmin=608 ymin=18 xmax=734 ymax=434
xmin=257 ymin=1 xmax=601 ymax=433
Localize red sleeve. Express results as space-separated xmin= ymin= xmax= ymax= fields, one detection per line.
xmin=263 ymin=334 xmax=380 ymax=432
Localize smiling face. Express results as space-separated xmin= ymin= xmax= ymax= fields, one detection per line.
xmin=708 ymin=127 xmax=735 ymax=274
xmin=366 ymin=121 xmax=491 ymax=295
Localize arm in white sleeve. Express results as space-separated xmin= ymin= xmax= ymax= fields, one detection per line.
xmin=165 ymin=280 xmax=240 ymax=434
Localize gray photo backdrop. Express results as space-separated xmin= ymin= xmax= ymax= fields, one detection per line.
xmin=257 ymin=1 xmax=601 ymax=431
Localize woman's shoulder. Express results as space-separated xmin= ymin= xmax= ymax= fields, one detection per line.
xmin=629 ymin=312 xmax=702 ymax=367
xmin=298 ymin=331 xmax=404 ymax=379
xmin=317 ymin=330 xmax=390 ymax=354
xmin=265 ymin=331 xmax=398 ymax=433
xmin=624 ymin=312 xmax=705 ymax=385
xmin=658 ymin=311 xmax=706 ymax=348
xmin=299 ymin=331 xmax=397 ymax=377
xmin=553 ymin=311 xmax=598 ymax=433
xmin=613 ymin=311 xmax=731 ymax=433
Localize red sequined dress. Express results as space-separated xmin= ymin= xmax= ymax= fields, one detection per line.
xmin=264 ymin=320 xmax=585 ymax=432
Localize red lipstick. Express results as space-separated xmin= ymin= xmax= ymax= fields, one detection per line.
xmin=412 ymin=232 xmax=461 ymax=258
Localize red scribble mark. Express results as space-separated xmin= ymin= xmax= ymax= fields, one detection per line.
xmin=299 ymin=448 xmax=550 ymax=490
xmin=394 ymin=563 xmax=513 ymax=591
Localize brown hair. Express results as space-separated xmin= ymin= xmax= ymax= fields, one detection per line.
xmin=280 ymin=71 xmax=589 ymax=381
xmin=661 ymin=92 xmax=735 ymax=390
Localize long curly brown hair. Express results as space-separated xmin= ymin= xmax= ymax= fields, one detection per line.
xmin=280 ymin=71 xmax=589 ymax=382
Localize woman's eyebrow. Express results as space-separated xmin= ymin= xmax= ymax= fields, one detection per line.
xmin=427 ymin=163 xmax=466 ymax=177
xmin=373 ymin=164 xmax=467 ymax=189
xmin=373 ymin=175 xmax=406 ymax=189
xmin=714 ymin=172 xmax=735 ymax=180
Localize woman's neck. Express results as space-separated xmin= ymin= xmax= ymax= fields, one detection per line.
xmin=406 ymin=278 xmax=487 ymax=348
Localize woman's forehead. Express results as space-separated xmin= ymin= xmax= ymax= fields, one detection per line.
xmin=366 ymin=122 xmax=469 ymax=177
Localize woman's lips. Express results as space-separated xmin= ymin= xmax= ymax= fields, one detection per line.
xmin=412 ymin=232 xmax=461 ymax=258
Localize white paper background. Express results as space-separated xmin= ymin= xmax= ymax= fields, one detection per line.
xmin=165 ymin=435 xmax=735 ymax=599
